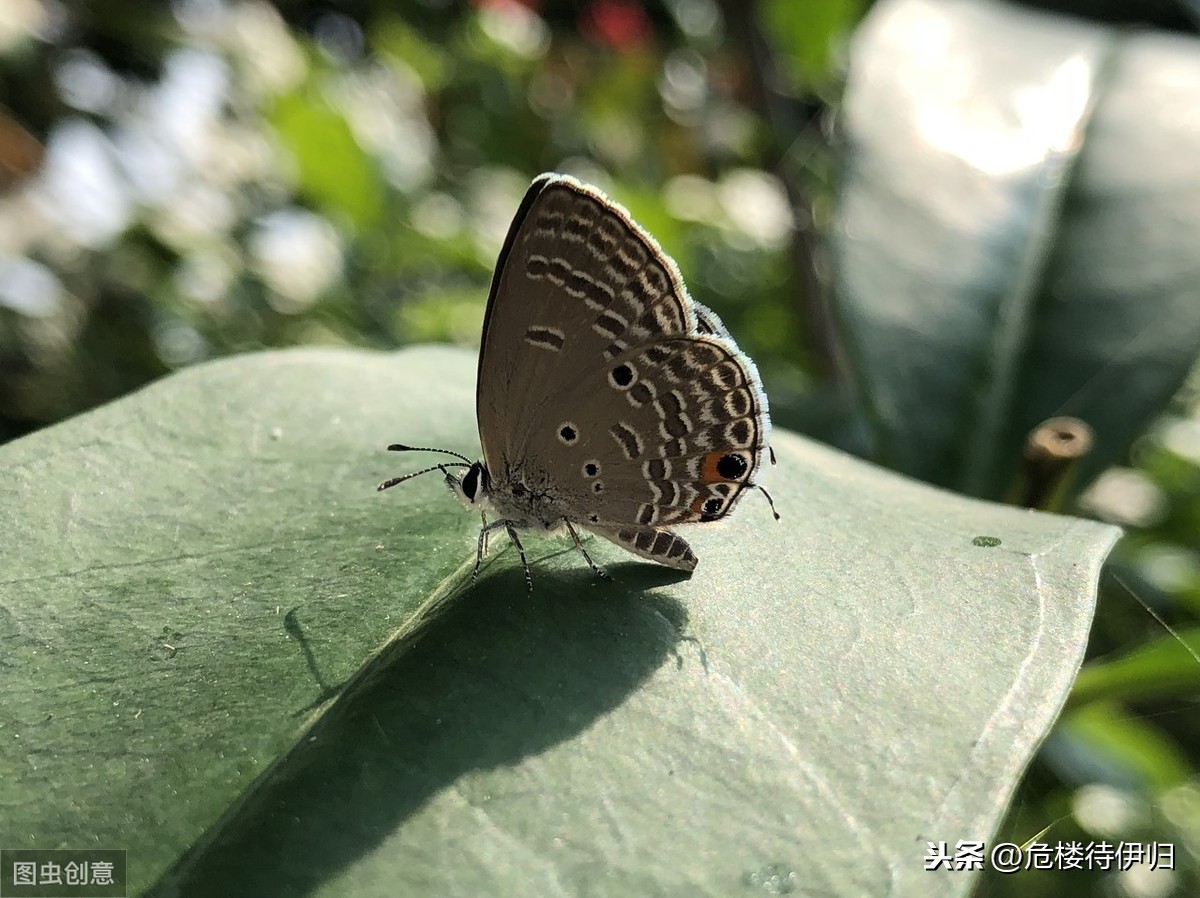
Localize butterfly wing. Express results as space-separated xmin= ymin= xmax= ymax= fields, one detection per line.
xmin=517 ymin=333 xmax=772 ymax=538
xmin=691 ymin=300 xmax=733 ymax=339
xmin=476 ymin=174 xmax=698 ymax=474
xmin=595 ymin=525 xmax=699 ymax=571
xmin=477 ymin=174 xmax=772 ymax=573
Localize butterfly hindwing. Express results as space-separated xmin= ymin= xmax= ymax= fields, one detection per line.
xmin=516 ymin=333 xmax=771 ymax=534
xmin=594 ymin=525 xmax=699 ymax=572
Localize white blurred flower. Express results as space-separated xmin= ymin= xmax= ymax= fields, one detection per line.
xmin=1157 ymin=416 xmax=1200 ymax=467
xmin=467 ymin=168 xmax=531 ymax=265
xmin=32 ymin=118 xmax=131 ymax=249
xmin=410 ymin=191 xmax=464 ymax=242
xmin=716 ymin=169 xmax=793 ymax=250
xmin=151 ymin=182 xmax=238 ymax=248
xmin=149 ymin=48 xmax=230 ymax=168
xmin=328 ymin=64 xmax=435 ymax=192
xmin=588 ymin=113 xmax=643 ymax=167
xmin=659 ymin=50 xmax=708 ymax=115
xmin=1077 ymin=467 xmax=1167 ymax=528
xmin=0 ymin=0 xmax=47 ymax=51
xmin=666 ymin=0 xmax=722 ymax=40
xmin=1161 ymin=781 xmax=1200 ymax=860
xmin=1118 ymin=865 xmax=1176 ymax=898
xmin=1073 ymin=784 xmax=1146 ymax=837
xmin=664 ymin=174 xmax=720 ymax=224
xmin=1136 ymin=544 xmax=1200 ymax=596
xmin=54 ymin=48 xmax=120 ymax=113
xmin=112 ymin=48 xmax=230 ymax=208
xmin=227 ymin=0 xmax=306 ymax=97
xmin=174 ymin=244 xmax=238 ymax=304
xmin=153 ymin=319 xmax=208 ymax=367
xmin=0 ymin=257 xmax=63 ymax=318
xmin=250 ymin=208 xmax=342 ymax=311
xmin=477 ymin=1 xmax=548 ymax=60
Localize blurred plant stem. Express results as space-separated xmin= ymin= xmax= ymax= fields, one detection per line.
xmin=716 ymin=0 xmax=840 ymax=384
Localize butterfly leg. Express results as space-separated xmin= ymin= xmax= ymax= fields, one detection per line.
xmin=505 ymin=523 xmax=534 ymax=591
xmin=565 ymin=521 xmax=612 ymax=581
xmin=474 ymin=518 xmax=509 ymax=582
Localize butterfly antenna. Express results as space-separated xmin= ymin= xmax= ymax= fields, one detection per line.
xmin=377 ymin=462 xmax=470 ymax=492
xmin=754 ymin=484 xmax=781 ymax=521
xmin=386 ymin=443 xmax=474 ymax=465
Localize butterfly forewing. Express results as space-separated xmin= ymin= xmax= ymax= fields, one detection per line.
xmin=476 ymin=175 xmax=698 ymax=473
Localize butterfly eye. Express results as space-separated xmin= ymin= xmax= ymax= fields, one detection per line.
xmin=461 ymin=464 xmax=481 ymax=501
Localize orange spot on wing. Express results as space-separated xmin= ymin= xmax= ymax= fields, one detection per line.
xmin=700 ymin=450 xmax=744 ymax=483
xmin=700 ymin=451 xmax=725 ymax=483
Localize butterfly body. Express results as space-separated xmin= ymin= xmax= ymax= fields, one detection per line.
xmin=381 ymin=173 xmax=777 ymax=587
xmin=449 ymin=458 xmax=572 ymax=533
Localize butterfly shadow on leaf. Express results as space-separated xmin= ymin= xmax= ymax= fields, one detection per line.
xmin=154 ymin=556 xmax=696 ymax=896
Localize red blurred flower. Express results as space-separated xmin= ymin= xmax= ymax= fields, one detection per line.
xmin=581 ymin=0 xmax=652 ymax=50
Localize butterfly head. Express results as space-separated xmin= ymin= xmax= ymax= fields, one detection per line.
xmin=376 ymin=444 xmax=487 ymax=503
xmin=445 ymin=460 xmax=490 ymax=507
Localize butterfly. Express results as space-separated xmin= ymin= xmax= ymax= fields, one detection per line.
xmin=380 ymin=173 xmax=777 ymax=588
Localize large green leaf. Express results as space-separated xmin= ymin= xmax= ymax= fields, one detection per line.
xmin=832 ymin=0 xmax=1200 ymax=499
xmin=0 ymin=346 xmax=1117 ymax=897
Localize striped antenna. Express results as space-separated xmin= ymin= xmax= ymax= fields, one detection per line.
xmin=378 ymin=462 xmax=468 ymax=492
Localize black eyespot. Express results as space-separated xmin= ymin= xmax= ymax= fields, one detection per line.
xmin=559 ymin=424 xmax=578 ymax=443
xmin=609 ymin=364 xmax=634 ymax=388
xmin=702 ymin=497 xmax=722 ymax=515
xmin=583 ymin=461 xmax=600 ymax=478
xmin=589 ymin=514 xmax=599 ymax=523
xmin=593 ymin=481 xmax=604 ymax=493
xmin=716 ymin=453 xmax=748 ymax=480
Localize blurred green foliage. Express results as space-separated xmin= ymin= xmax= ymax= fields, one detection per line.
xmin=0 ymin=0 xmax=856 ymax=445
xmin=2 ymin=1 xmax=1199 ymax=896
